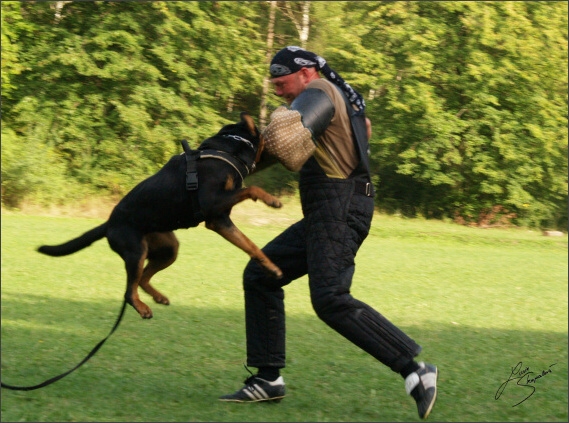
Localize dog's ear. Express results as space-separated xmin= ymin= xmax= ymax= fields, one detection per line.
xmin=240 ymin=112 xmax=258 ymax=137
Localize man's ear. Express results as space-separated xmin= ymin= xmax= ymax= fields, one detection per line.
xmin=300 ymin=67 xmax=317 ymax=82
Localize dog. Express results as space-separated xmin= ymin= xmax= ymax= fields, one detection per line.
xmin=38 ymin=112 xmax=283 ymax=319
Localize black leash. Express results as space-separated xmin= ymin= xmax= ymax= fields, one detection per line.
xmin=1 ymin=299 xmax=127 ymax=391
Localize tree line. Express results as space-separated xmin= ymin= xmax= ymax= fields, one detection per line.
xmin=1 ymin=1 xmax=567 ymax=229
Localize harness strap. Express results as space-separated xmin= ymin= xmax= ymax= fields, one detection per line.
xmin=180 ymin=142 xmax=250 ymax=222
xmin=181 ymin=139 xmax=199 ymax=190
xmin=199 ymin=150 xmax=246 ymax=182
xmin=181 ymin=140 xmax=205 ymax=222
xmin=338 ymin=88 xmax=375 ymax=197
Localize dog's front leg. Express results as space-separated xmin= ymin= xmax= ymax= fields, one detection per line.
xmin=206 ymin=218 xmax=283 ymax=279
xmin=231 ymin=186 xmax=283 ymax=209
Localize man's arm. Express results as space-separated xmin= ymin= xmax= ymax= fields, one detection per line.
xmin=261 ymin=88 xmax=335 ymax=172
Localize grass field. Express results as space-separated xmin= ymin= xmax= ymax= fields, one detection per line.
xmin=1 ymin=198 xmax=567 ymax=422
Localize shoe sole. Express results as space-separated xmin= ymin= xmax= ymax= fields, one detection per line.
xmin=421 ymin=366 xmax=438 ymax=419
xmin=219 ymin=396 xmax=285 ymax=403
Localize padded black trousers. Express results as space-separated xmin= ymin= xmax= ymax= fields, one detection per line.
xmin=243 ymin=178 xmax=421 ymax=373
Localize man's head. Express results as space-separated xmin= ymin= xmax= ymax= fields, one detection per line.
xmin=269 ymin=46 xmax=325 ymax=77
xmin=270 ymin=68 xmax=319 ymax=104
xmin=268 ymin=46 xmax=366 ymax=113
xmin=269 ymin=46 xmax=322 ymax=104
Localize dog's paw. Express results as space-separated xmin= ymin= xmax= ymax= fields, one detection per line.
xmin=266 ymin=264 xmax=283 ymax=279
xmin=153 ymin=294 xmax=170 ymax=306
xmin=268 ymin=197 xmax=283 ymax=209
xmin=139 ymin=309 xmax=153 ymax=319
xmin=256 ymin=257 xmax=283 ymax=279
xmin=133 ymin=301 xmax=154 ymax=319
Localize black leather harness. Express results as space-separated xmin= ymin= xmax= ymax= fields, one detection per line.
xmin=180 ymin=139 xmax=254 ymax=222
xmin=181 ymin=139 xmax=200 ymax=190
xmin=181 ymin=139 xmax=252 ymax=191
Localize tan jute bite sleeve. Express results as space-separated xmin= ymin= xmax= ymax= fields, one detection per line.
xmin=262 ymin=106 xmax=316 ymax=172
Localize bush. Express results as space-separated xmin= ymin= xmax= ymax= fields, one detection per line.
xmin=1 ymin=123 xmax=92 ymax=208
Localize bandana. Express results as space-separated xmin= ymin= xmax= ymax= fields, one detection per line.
xmin=269 ymin=46 xmax=366 ymax=114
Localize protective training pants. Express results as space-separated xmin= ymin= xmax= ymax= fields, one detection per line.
xmin=243 ymin=178 xmax=421 ymax=373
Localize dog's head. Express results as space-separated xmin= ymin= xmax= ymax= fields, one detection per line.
xmin=199 ymin=112 xmax=264 ymax=172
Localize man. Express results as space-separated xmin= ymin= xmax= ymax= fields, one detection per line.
xmin=219 ymin=46 xmax=438 ymax=420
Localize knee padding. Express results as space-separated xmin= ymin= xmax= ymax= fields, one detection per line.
xmin=310 ymin=286 xmax=422 ymax=372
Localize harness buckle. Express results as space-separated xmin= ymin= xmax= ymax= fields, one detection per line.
xmin=354 ymin=180 xmax=373 ymax=197
xmin=186 ymin=171 xmax=198 ymax=191
xmin=182 ymin=139 xmax=200 ymax=191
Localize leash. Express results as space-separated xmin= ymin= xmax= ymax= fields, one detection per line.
xmin=1 ymin=299 xmax=127 ymax=391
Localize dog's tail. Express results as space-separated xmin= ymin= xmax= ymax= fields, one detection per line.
xmin=38 ymin=223 xmax=108 ymax=257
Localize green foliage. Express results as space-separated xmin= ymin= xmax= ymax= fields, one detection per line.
xmin=342 ymin=1 xmax=568 ymax=228
xmin=1 ymin=1 xmax=567 ymax=229
xmin=1 ymin=119 xmax=91 ymax=207
xmin=2 ymin=1 xmax=266 ymax=198
xmin=1 ymin=2 xmax=28 ymax=98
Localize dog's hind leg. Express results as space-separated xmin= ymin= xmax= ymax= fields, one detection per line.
xmin=206 ymin=216 xmax=283 ymax=279
xmin=108 ymin=227 xmax=154 ymax=319
xmin=138 ymin=232 xmax=179 ymax=306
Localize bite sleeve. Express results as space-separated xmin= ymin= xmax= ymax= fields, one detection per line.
xmin=262 ymin=88 xmax=335 ymax=172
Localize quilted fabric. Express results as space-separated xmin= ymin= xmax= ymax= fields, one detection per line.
xmin=262 ymin=106 xmax=315 ymax=172
xmin=300 ymin=178 xmax=369 ymax=284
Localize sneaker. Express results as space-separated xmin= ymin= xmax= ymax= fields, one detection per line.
xmin=405 ymin=362 xmax=438 ymax=419
xmin=219 ymin=375 xmax=286 ymax=403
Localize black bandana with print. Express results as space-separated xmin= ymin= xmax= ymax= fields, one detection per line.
xmin=269 ymin=46 xmax=366 ymax=114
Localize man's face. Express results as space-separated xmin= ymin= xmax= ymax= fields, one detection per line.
xmin=270 ymin=71 xmax=305 ymax=105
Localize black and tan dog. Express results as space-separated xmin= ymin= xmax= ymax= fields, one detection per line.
xmin=38 ymin=113 xmax=283 ymax=319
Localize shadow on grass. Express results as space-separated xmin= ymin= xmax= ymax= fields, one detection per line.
xmin=1 ymin=293 xmax=567 ymax=422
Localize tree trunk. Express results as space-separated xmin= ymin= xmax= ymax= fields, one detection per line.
xmin=281 ymin=1 xmax=311 ymax=49
xmin=259 ymin=1 xmax=277 ymax=129
xmin=299 ymin=1 xmax=310 ymax=48
xmin=52 ymin=1 xmax=71 ymax=23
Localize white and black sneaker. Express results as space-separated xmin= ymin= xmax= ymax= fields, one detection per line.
xmin=219 ymin=375 xmax=286 ymax=403
xmin=405 ymin=362 xmax=438 ymax=419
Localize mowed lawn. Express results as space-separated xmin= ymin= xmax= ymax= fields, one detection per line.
xmin=1 ymin=198 xmax=567 ymax=422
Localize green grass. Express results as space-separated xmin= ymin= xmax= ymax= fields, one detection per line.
xmin=1 ymin=200 xmax=567 ymax=422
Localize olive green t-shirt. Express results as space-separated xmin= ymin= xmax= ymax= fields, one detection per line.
xmin=307 ymin=78 xmax=358 ymax=179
